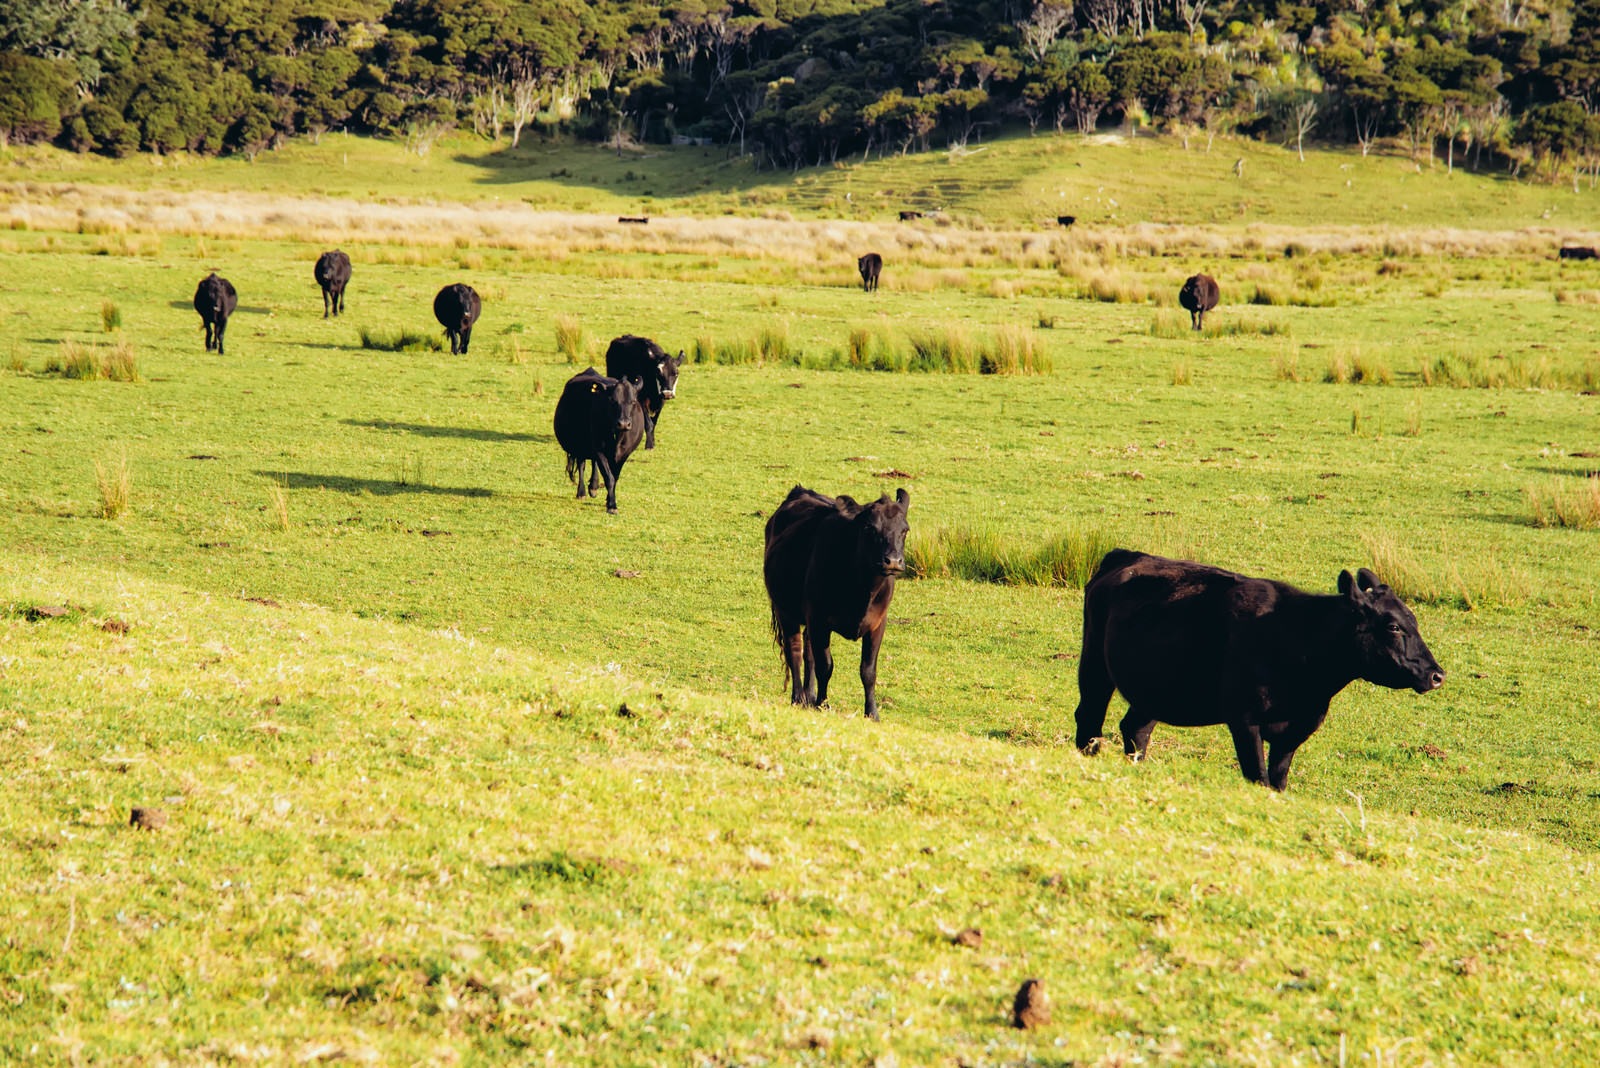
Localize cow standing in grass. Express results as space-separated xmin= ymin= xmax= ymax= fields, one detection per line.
xmin=858 ymin=253 xmax=882 ymax=292
xmin=314 ymin=250 xmax=352 ymax=318
xmin=193 ymin=273 xmax=238 ymax=354
xmin=1179 ymin=273 xmax=1220 ymax=330
xmin=553 ymin=368 xmax=646 ymax=514
xmin=1073 ymin=550 xmax=1445 ymax=790
xmin=433 ymin=283 xmax=481 ymax=354
xmin=763 ymin=485 xmax=911 ymax=721
xmin=604 ymin=334 xmax=685 ymax=450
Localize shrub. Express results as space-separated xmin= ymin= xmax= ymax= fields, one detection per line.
xmin=554 ymin=314 xmax=584 ymax=363
xmin=907 ymin=525 xmax=1120 ymax=588
xmin=358 ymin=327 xmax=444 ymax=353
xmin=95 ymin=454 xmax=131 ymax=519
xmin=1527 ymin=476 xmax=1600 ymax=530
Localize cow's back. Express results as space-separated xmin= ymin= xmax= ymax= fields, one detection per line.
xmin=605 ymin=335 xmax=665 ymax=380
xmin=763 ymin=487 xmax=840 ymax=608
xmin=1179 ymin=274 xmax=1219 ymax=312
xmin=194 ymin=274 xmax=235 ymax=320
xmin=315 ymin=250 xmax=351 ymax=286
xmin=553 ymin=369 xmax=608 ymax=452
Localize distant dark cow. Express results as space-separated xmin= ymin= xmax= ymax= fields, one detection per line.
xmin=857 ymin=252 xmax=882 ymax=292
xmin=763 ymin=485 xmax=911 ymax=721
xmin=1073 ymin=550 xmax=1445 ymax=791
xmin=193 ymin=273 xmax=238 ymax=354
xmin=604 ymin=334 xmax=685 ymax=451
xmin=618 ymin=216 xmax=649 ymax=224
xmin=433 ymin=283 xmax=481 ymax=354
xmin=1056 ymin=215 xmax=1076 ymax=227
xmin=314 ymin=250 xmax=352 ymax=318
xmin=1179 ymin=273 xmax=1220 ymax=330
xmin=1559 ymin=246 xmax=1597 ymax=260
xmin=898 ymin=210 xmax=923 ymax=221
xmin=552 ymin=368 xmax=646 ymax=514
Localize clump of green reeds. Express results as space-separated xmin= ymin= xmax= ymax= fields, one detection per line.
xmin=1170 ymin=358 xmax=1194 ymax=386
xmin=907 ymin=325 xmax=979 ymax=373
xmin=100 ymin=300 xmax=122 ymax=332
xmin=6 ymin=344 xmax=24 ymax=374
xmin=1363 ymin=531 xmax=1532 ymax=610
xmin=43 ymin=339 xmax=140 ymax=381
xmin=1084 ymin=271 xmax=1148 ymax=304
xmin=1527 ymin=476 xmax=1600 ymax=530
xmin=755 ymin=322 xmax=794 ymax=363
xmin=357 ymin=327 xmax=443 ymax=353
xmin=94 ymin=453 xmax=131 ymax=519
xmin=554 ymin=315 xmax=584 ymax=363
xmin=980 ymin=324 xmax=1049 ymax=374
xmin=1272 ymin=343 xmax=1305 ymax=382
xmin=906 ymin=525 xmax=1120 ymax=587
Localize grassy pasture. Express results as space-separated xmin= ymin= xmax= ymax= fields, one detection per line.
xmin=2 ymin=136 xmax=1600 ymax=1062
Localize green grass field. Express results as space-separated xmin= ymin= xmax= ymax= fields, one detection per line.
xmin=3 ymin=132 xmax=1600 ymax=1064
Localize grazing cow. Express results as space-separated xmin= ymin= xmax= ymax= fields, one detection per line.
xmin=193 ymin=273 xmax=238 ymax=355
xmin=552 ymin=368 xmax=646 ymax=514
xmin=763 ymin=485 xmax=911 ymax=721
xmin=1559 ymin=246 xmax=1597 ymax=260
xmin=898 ymin=210 xmax=923 ymax=221
xmin=1056 ymin=215 xmax=1076 ymax=227
xmin=604 ymin=334 xmax=685 ymax=451
xmin=1179 ymin=273 xmax=1220 ymax=330
xmin=314 ymin=250 xmax=352 ymax=318
xmin=858 ymin=252 xmax=882 ymax=292
xmin=1073 ymin=550 xmax=1445 ymax=791
xmin=433 ymin=283 xmax=481 ymax=354
xmin=618 ymin=216 xmax=649 ymax=224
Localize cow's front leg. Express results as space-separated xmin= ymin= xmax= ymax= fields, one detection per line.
xmin=810 ymin=626 xmax=834 ymax=708
xmin=594 ymin=455 xmax=619 ymax=513
xmin=1264 ymin=709 xmax=1328 ymax=791
xmin=859 ymin=623 xmax=884 ymax=721
xmin=1228 ymin=721 xmax=1268 ymax=785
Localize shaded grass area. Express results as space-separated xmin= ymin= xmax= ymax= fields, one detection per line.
xmin=357 ymin=325 xmax=444 ymax=352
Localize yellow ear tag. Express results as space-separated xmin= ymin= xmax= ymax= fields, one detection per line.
xmin=590 ymin=383 xmax=599 ymax=393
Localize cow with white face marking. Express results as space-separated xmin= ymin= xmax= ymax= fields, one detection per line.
xmin=604 ymin=334 xmax=685 ymax=450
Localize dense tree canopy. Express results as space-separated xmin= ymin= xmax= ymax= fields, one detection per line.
xmin=2 ymin=0 xmax=1600 ymax=180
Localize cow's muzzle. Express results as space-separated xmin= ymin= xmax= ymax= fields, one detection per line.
xmin=1414 ymin=668 xmax=1445 ymax=693
xmin=661 ymin=389 xmax=675 ymax=399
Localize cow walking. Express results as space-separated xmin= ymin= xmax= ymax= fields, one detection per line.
xmin=1179 ymin=273 xmax=1220 ymax=330
xmin=763 ymin=485 xmax=911 ymax=721
xmin=1073 ymin=550 xmax=1445 ymax=790
xmin=552 ymin=368 xmax=646 ymax=514
xmin=858 ymin=252 xmax=882 ymax=292
xmin=604 ymin=334 xmax=685 ymax=450
xmin=314 ymin=250 xmax=352 ymax=318
xmin=193 ymin=273 xmax=238 ymax=354
xmin=1559 ymin=246 xmax=1597 ymax=261
xmin=433 ymin=283 xmax=481 ymax=354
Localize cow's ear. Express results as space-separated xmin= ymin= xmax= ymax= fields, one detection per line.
xmin=836 ymin=494 xmax=859 ymax=512
xmin=1337 ymin=570 xmax=1358 ymax=599
xmin=1355 ymin=567 xmax=1382 ymax=592
xmin=674 ymin=351 xmax=686 ymax=366
xmin=895 ymin=487 xmax=910 ymax=509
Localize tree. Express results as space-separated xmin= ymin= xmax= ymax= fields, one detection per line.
xmin=0 ymin=52 xmax=72 ymax=146
xmin=0 ymin=0 xmax=140 ymax=94
xmin=1016 ymin=3 xmax=1072 ymax=64
xmin=1062 ymin=61 xmax=1112 ymax=135
xmin=1516 ymin=100 xmax=1597 ymax=180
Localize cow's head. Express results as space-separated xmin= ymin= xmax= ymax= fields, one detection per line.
xmin=1340 ymin=568 xmax=1445 ymax=693
xmin=841 ymin=488 xmax=910 ymax=577
xmin=598 ymin=375 xmax=643 ymax=435
xmin=657 ymin=351 xmax=685 ymax=400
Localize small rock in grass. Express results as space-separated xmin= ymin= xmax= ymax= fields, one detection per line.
xmin=129 ymin=807 xmax=167 ymax=832
xmin=952 ymin=927 xmax=983 ymax=948
xmin=1011 ymin=978 xmax=1050 ymax=1030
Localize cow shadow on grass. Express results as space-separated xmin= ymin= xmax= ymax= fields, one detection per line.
xmin=343 ymin=418 xmax=550 ymax=444
xmin=258 ymin=470 xmax=494 ymax=498
xmin=165 ymin=300 xmax=273 ymax=314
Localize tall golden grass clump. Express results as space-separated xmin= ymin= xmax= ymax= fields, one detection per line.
xmin=100 ymin=300 xmax=122 ymax=332
xmin=1272 ymin=343 xmax=1305 ymax=382
xmin=980 ymin=324 xmax=1048 ymax=374
xmin=907 ymin=525 xmax=1120 ymax=587
xmin=268 ymin=478 xmax=290 ymax=531
xmin=1170 ymin=358 xmax=1194 ymax=386
xmin=95 ymin=454 xmax=131 ymax=519
xmin=1527 ymin=476 xmax=1600 ymax=529
xmin=554 ymin=315 xmax=585 ymax=363
xmin=1362 ymin=531 xmax=1531 ymax=610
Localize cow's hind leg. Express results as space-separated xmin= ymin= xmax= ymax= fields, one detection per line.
xmin=215 ymin=319 xmax=226 ymax=356
xmin=322 ymin=289 xmax=331 ymax=318
xmin=644 ymin=408 xmax=657 ymax=450
xmin=1119 ymin=709 xmax=1157 ymax=761
xmin=1073 ymin=633 xmax=1115 ymax=753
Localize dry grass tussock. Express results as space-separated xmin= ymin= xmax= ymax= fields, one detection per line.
xmin=94 ymin=453 xmax=131 ymax=519
xmin=1362 ymin=531 xmax=1532 ymax=609
xmin=5 ymin=183 xmax=1587 ymax=267
xmin=43 ymin=338 xmax=140 ymax=381
xmin=1527 ymin=476 xmax=1600 ymax=529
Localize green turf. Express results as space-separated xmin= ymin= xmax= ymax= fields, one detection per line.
xmin=2 ymin=136 xmax=1600 ymax=1063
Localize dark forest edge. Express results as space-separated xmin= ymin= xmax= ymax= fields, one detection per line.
xmin=3 ymin=0 xmax=1600 ymax=184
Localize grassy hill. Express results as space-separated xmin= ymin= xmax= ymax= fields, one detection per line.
xmin=7 ymin=127 xmax=1600 ymax=231
xmin=2 ymin=132 xmax=1600 ymax=1063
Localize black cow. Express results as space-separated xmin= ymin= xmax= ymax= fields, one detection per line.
xmin=1179 ymin=273 xmax=1220 ymax=330
xmin=763 ymin=485 xmax=911 ymax=721
xmin=193 ymin=273 xmax=238 ymax=355
xmin=1073 ymin=550 xmax=1445 ymax=791
xmin=898 ymin=210 xmax=923 ymax=221
xmin=858 ymin=252 xmax=882 ymax=292
xmin=1559 ymin=246 xmax=1597 ymax=260
xmin=1056 ymin=215 xmax=1077 ymax=227
xmin=433 ymin=283 xmax=482 ymax=354
xmin=552 ymin=368 xmax=646 ymax=514
xmin=314 ymin=250 xmax=352 ymax=318
xmin=604 ymin=334 xmax=685 ymax=451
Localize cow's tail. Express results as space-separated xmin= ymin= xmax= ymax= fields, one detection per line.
xmin=564 ymin=452 xmax=580 ymax=485
xmin=770 ymin=599 xmax=793 ymax=690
